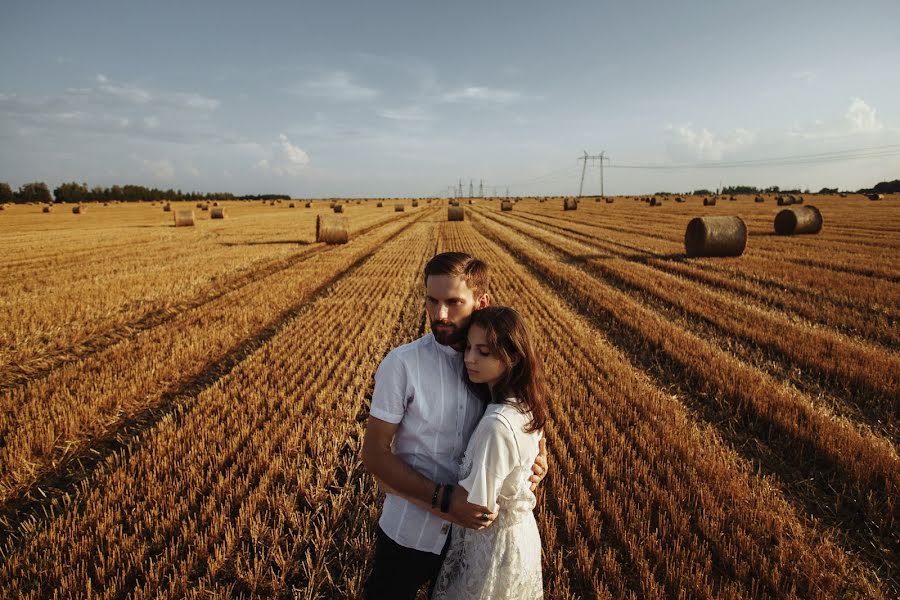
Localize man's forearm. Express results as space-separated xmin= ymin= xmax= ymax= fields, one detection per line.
xmin=363 ymin=448 xmax=436 ymax=505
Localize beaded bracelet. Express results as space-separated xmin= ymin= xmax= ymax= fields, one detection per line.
xmin=430 ymin=483 xmax=442 ymax=509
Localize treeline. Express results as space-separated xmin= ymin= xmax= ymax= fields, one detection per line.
xmin=0 ymin=181 xmax=289 ymax=204
xmin=868 ymin=179 xmax=900 ymax=194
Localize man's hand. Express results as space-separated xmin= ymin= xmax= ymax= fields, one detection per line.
xmin=447 ymin=485 xmax=497 ymax=529
xmin=528 ymin=437 xmax=548 ymax=493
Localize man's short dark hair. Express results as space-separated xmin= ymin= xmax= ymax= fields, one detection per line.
xmin=423 ymin=252 xmax=489 ymax=299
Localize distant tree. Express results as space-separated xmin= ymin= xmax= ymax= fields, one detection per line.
xmin=763 ymin=186 xmax=780 ymax=193
xmin=0 ymin=182 xmax=13 ymax=204
xmin=871 ymin=179 xmax=900 ymax=194
xmin=722 ymin=185 xmax=760 ymax=194
xmin=53 ymin=181 xmax=90 ymax=204
xmin=818 ymin=187 xmax=838 ymax=194
xmin=17 ymin=182 xmax=52 ymax=204
xmin=691 ymin=189 xmax=713 ymax=196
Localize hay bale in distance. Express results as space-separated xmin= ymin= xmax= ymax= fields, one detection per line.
xmin=703 ymin=197 xmax=717 ymax=206
xmin=776 ymin=195 xmax=793 ymax=206
xmin=794 ymin=195 xmax=804 ymax=204
xmin=774 ymin=206 xmax=823 ymax=235
xmin=755 ymin=195 xmax=765 ymax=203
xmin=305 ymin=202 xmax=312 ymax=208
xmin=316 ymin=214 xmax=349 ymax=244
xmin=606 ymin=198 xmax=614 ymax=203
xmin=650 ymin=197 xmax=662 ymax=207
xmin=288 ymin=203 xmax=295 ymax=208
xmin=867 ymin=193 xmax=883 ymax=201
xmin=163 ymin=203 xmax=172 ymax=212
xmin=501 ymin=200 xmax=513 ymax=211
xmin=411 ymin=200 xmax=419 ymax=207
xmin=376 ymin=201 xmax=383 ymax=207
xmin=72 ymin=204 xmax=86 ymax=214
xmin=200 ymin=204 xmax=209 ymax=211
xmin=448 ymin=206 xmax=464 ymax=221
xmin=211 ymin=207 xmax=227 ymax=219
xmin=674 ymin=197 xmax=685 ymax=203
xmin=449 ymin=199 xmax=460 ymax=206
xmin=563 ymin=198 xmax=578 ymax=210
xmin=684 ymin=216 xmax=747 ymax=257
xmin=333 ymin=204 xmax=344 ymax=213
xmin=43 ymin=205 xmax=52 ymax=213
xmin=174 ymin=209 xmax=195 ymax=227
xmin=395 ymin=205 xmax=405 ymax=212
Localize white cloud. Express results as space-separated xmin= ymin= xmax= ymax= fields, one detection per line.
xmin=791 ymin=70 xmax=817 ymax=83
xmin=377 ymin=105 xmax=433 ymax=121
xmin=254 ymin=133 xmax=310 ymax=176
xmin=142 ymin=158 xmax=175 ymax=180
xmin=290 ymin=71 xmax=378 ymax=101
xmin=665 ymin=124 xmax=756 ymax=161
xmin=440 ymin=86 xmax=521 ymax=104
xmin=845 ymin=97 xmax=882 ymax=133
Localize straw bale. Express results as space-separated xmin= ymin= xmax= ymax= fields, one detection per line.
xmin=684 ymin=216 xmax=747 ymax=257
xmin=650 ymin=198 xmax=662 ymax=206
xmin=211 ymin=207 xmax=227 ymax=219
xmin=774 ymin=206 xmax=823 ymax=235
xmin=606 ymin=198 xmax=614 ymax=203
xmin=449 ymin=199 xmax=460 ymax=206
xmin=501 ymin=200 xmax=513 ymax=211
xmin=289 ymin=203 xmax=295 ymax=208
xmin=395 ymin=205 xmax=405 ymax=212
xmin=201 ymin=204 xmax=209 ymax=211
xmin=448 ymin=207 xmax=465 ymax=221
xmin=675 ymin=197 xmax=685 ymax=203
xmin=316 ymin=214 xmax=349 ymax=243
xmin=794 ymin=195 xmax=804 ymax=204
xmin=163 ymin=203 xmax=172 ymax=212
xmin=776 ymin=195 xmax=793 ymax=206
xmin=377 ymin=201 xmax=383 ymax=207
xmin=305 ymin=202 xmax=312 ymax=208
xmin=866 ymin=193 xmax=883 ymax=201
xmin=174 ymin=209 xmax=195 ymax=227
xmin=703 ymin=197 xmax=717 ymax=206
xmin=333 ymin=204 xmax=344 ymax=213
xmin=412 ymin=200 xmax=419 ymax=207
xmin=43 ymin=205 xmax=52 ymax=213
xmin=563 ymin=198 xmax=578 ymax=210
xmin=72 ymin=205 xmax=86 ymax=214
xmin=755 ymin=196 xmax=765 ymax=203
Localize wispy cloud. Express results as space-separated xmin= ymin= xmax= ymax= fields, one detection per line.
xmin=845 ymin=97 xmax=883 ymax=133
xmin=254 ymin=133 xmax=310 ymax=176
xmin=440 ymin=86 xmax=522 ymax=105
xmin=787 ymin=97 xmax=886 ymax=139
xmin=289 ymin=71 xmax=379 ymax=101
xmin=791 ymin=70 xmax=817 ymax=83
xmin=141 ymin=158 xmax=175 ymax=180
xmin=377 ymin=105 xmax=433 ymax=121
xmin=665 ymin=123 xmax=755 ymax=161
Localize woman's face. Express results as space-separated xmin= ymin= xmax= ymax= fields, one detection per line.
xmin=464 ymin=324 xmax=507 ymax=389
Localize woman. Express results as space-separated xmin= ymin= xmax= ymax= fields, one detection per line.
xmin=431 ymin=306 xmax=548 ymax=600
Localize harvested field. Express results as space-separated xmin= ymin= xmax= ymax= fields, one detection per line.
xmin=0 ymin=195 xmax=897 ymax=598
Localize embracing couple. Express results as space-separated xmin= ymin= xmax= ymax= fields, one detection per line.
xmin=362 ymin=252 xmax=549 ymax=599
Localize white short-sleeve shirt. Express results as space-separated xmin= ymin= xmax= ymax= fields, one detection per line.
xmin=369 ymin=333 xmax=485 ymax=554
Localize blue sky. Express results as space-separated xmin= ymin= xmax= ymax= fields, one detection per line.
xmin=2 ymin=0 xmax=899 ymax=197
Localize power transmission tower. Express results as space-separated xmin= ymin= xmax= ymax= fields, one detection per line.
xmin=479 ymin=179 xmax=483 ymax=198
xmin=458 ymin=178 xmax=463 ymax=198
xmin=577 ymin=150 xmax=610 ymax=197
xmin=469 ymin=179 xmax=474 ymax=198
xmin=506 ymin=187 xmax=509 ymax=198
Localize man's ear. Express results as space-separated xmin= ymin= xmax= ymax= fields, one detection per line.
xmin=477 ymin=293 xmax=490 ymax=309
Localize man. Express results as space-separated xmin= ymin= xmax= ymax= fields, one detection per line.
xmin=361 ymin=252 xmax=548 ymax=599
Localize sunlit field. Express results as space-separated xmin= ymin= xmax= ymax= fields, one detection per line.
xmin=1 ymin=195 xmax=897 ymax=598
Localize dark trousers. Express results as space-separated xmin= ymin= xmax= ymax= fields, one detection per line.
xmin=363 ymin=526 xmax=452 ymax=600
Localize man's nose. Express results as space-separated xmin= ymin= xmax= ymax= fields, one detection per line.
xmin=438 ymin=304 xmax=449 ymax=320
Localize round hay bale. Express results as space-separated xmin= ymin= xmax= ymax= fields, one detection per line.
xmin=839 ymin=193 xmax=848 ymax=198
xmin=703 ymin=197 xmax=717 ymax=206
xmin=448 ymin=206 xmax=464 ymax=221
xmin=866 ymin=193 xmax=883 ymax=201
xmin=563 ymin=198 xmax=578 ymax=210
xmin=395 ymin=205 xmax=405 ymax=212
xmin=684 ymin=216 xmax=747 ymax=257
xmin=650 ymin=198 xmax=662 ymax=207
xmin=729 ymin=195 xmax=736 ymax=201
xmin=288 ymin=202 xmax=295 ymax=208
xmin=0 ymin=204 xmax=5 ymax=211
xmin=72 ymin=204 xmax=86 ymax=214
xmin=270 ymin=201 xmax=277 ymax=206
xmin=449 ymin=199 xmax=460 ymax=206
xmin=196 ymin=202 xmax=204 ymax=208
xmin=163 ymin=203 xmax=172 ymax=212
xmin=212 ymin=201 xmax=219 ymax=207
xmin=211 ymin=207 xmax=227 ymax=219
xmin=468 ymin=199 xmax=474 ymax=205
xmin=43 ymin=205 xmax=52 ymax=213
xmin=174 ymin=209 xmax=195 ymax=227
xmin=606 ymin=198 xmax=614 ymax=203
xmin=376 ymin=201 xmax=383 ymax=207
xmin=501 ymin=200 xmax=513 ymax=211
xmin=316 ymin=214 xmax=349 ymax=244
xmin=333 ymin=204 xmax=344 ymax=213
xmin=774 ymin=206 xmax=823 ymax=235
xmin=305 ymin=202 xmax=312 ymax=208
xmin=776 ymin=195 xmax=793 ymax=206
xmin=794 ymin=195 xmax=804 ymax=204
xmin=200 ymin=204 xmax=209 ymax=211
xmin=674 ymin=197 xmax=685 ymax=203
xmin=411 ymin=200 xmax=419 ymax=207
xmin=754 ymin=195 xmax=765 ymax=203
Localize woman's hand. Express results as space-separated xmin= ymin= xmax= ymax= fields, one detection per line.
xmin=448 ymin=485 xmax=497 ymax=530
xmin=528 ymin=437 xmax=548 ymax=492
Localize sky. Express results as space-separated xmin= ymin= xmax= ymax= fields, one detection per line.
xmin=1 ymin=0 xmax=899 ymax=197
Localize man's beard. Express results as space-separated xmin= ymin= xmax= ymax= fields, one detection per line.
xmin=431 ymin=320 xmax=466 ymax=346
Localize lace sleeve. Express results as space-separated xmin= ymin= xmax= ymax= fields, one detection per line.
xmin=458 ymin=414 xmax=518 ymax=512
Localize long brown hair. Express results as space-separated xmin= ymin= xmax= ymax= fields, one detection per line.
xmin=467 ymin=306 xmax=548 ymax=433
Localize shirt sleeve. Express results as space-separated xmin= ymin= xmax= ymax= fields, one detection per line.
xmin=458 ymin=415 xmax=518 ymax=513
xmin=368 ymin=351 xmax=409 ymax=424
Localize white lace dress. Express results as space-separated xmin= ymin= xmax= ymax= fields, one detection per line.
xmin=431 ymin=401 xmax=543 ymax=600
